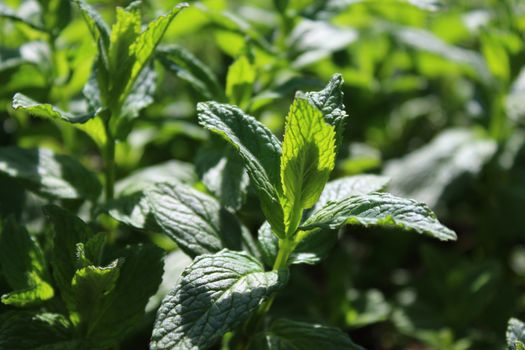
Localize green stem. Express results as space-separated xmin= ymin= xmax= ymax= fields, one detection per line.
xmin=104 ymin=129 xmax=116 ymax=204
xmin=235 ymin=238 xmax=295 ymax=350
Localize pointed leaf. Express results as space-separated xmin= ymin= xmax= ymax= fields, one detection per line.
xmin=157 ymin=44 xmax=224 ymax=101
xmin=70 ymin=260 xmax=121 ymax=333
xmin=226 ymin=55 xmax=256 ymax=109
xmin=12 ymin=93 xmax=106 ymax=147
xmin=107 ymin=6 xmax=142 ymax=107
xmin=280 ymin=97 xmax=336 ymax=236
xmin=151 ymin=250 xmax=287 ymax=350
xmin=85 ymin=244 xmax=164 ymax=347
xmin=123 ymin=3 xmax=187 ymax=103
xmin=303 ymin=73 xmax=348 ymax=151
xmin=302 ymin=192 xmax=456 ymax=241
xmin=197 ymin=101 xmax=284 ymax=236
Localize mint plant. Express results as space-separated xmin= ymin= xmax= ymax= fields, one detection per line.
xmin=148 ymin=75 xmax=456 ymax=349
xmin=0 ymin=207 xmax=164 ymax=349
xmin=10 ymin=0 xmax=187 ymax=203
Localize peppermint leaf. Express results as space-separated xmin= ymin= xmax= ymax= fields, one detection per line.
xmin=151 ymin=250 xmax=287 ymax=350
xmin=302 ymin=192 xmax=456 ymax=241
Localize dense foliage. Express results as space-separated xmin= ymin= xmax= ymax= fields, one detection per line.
xmin=0 ymin=0 xmax=524 ymax=349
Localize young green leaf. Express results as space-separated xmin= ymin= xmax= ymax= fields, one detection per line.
xmin=147 ymin=182 xmax=248 ymax=257
xmin=84 ymin=244 xmax=164 ymax=347
xmin=302 ymin=192 xmax=456 ymax=241
xmin=508 ymin=318 xmax=525 ymax=350
xmin=251 ymin=318 xmax=364 ymax=350
xmin=226 ymin=55 xmax=256 ymax=109
xmin=70 ymin=260 xmax=122 ymax=334
xmin=106 ymin=3 xmax=187 ymax=114
xmin=157 ymin=44 xmax=225 ymax=101
xmin=197 ymin=101 xmax=285 ymax=236
xmin=123 ymin=3 xmax=188 ymax=103
xmin=303 ymin=73 xmax=348 ymax=151
xmin=151 ymin=250 xmax=287 ymax=350
xmin=106 ymin=5 xmax=141 ymax=110
xmin=0 ymin=218 xmax=53 ymax=307
xmin=0 ymin=147 xmax=101 ymax=200
xmin=12 ymin=93 xmax=107 ymax=147
xmin=280 ymin=97 xmax=336 ymax=236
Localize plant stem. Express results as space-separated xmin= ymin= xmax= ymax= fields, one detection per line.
xmin=234 ymin=238 xmax=295 ymax=350
xmin=104 ymin=129 xmax=116 ymax=204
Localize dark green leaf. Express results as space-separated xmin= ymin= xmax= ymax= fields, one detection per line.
xmin=197 ymin=101 xmax=284 ymax=236
xmin=196 ymin=138 xmax=249 ymax=211
xmin=312 ymin=175 xmax=390 ymax=213
xmin=251 ymin=318 xmax=364 ymax=350
xmin=0 ymin=147 xmax=101 ymax=200
xmin=302 ymin=192 xmax=456 ymax=241
xmin=157 ymin=44 xmax=224 ymax=101
xmin=0 ymin=218 xmax=53 ymax=307
xmin=83 ymin=244 xmax=164 ymax=347
xmin=109 ymin=160 xmax=196 ymax=230
xmin=147 ymin=182 xmax=248 ymax=257
xmin=151 ymin=250 xmax=287 ymax=350
xmin=226 ymin=55 xmax=255 ymax=109
xmin=0 ymin=311 xmax=78 ymax=350
xmin=45 ymin=205 xmax=94 ymax=308
xmin=71 ymin=260 xmax=121 ymax=334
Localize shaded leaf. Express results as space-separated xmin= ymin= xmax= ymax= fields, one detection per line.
xmin=384 ymin=129 xmax=496 ymax=209
xmin=251 ymin=318 xmax=364 ymax=350
xmin=196 ymin=138 xmax=249 ymax=211
xmin=197 ymin=101 xmax=285 ymax=236
xmin=157 ymin=44 xmax=224 ymax=101
xmin=0 ymin=218 xmax=53 ymax=307
xmin=0 ymin=147 xmax=101 ymax=200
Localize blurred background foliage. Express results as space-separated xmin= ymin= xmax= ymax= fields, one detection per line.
xmin=1 ymin=0 xmax=525 ymax=349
